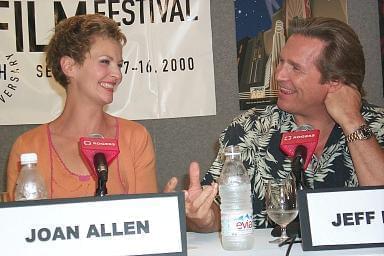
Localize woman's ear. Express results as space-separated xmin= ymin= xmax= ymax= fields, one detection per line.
xmin=60 ymin=56 xmax=76 ymax=77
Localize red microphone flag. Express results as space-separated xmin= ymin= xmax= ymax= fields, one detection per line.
xmin=280 ymin=129 xmax=320 ymax=170
xmin=79 ymin=137 xmax=120 ymax=179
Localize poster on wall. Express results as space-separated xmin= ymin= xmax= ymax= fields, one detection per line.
xmin=0 ymin=0 xmax=216 ymax=125
xmin=235 ymin=0 xmax=347 ymax=110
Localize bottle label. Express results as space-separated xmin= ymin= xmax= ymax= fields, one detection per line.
xmin=221 ymin=210 xmax=253 ymax=236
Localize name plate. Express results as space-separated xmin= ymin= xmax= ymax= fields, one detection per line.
xmin=0 ymin=192 xmax=186 ymax=256
xmin=298 ymin=186 xmax=384 ymax=251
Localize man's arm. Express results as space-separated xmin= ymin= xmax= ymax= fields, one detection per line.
xmin=325 ymin=84 xmax=384 ymax=186
xmin=345 ymin=131 xmax=384 ymax=185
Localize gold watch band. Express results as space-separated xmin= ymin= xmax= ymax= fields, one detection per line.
xmin=345 ymin=124 xmax=373 ymax=143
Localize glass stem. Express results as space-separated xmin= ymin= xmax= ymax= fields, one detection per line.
xmin=281 ymin=225 xmax=288 ymax=239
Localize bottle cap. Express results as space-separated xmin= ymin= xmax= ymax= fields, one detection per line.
xmin=20 ymin=153 xmax=38 ymax=165
xmin=224 ymin=145 xmax=241 ymax=156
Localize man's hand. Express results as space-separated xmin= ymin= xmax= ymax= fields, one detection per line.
xmin=325 ymin=83 xmax=364 ymax=133
xmin=184 ymin=162 xmax=218 ymax=230
xmin=325 ymin=83 xmax=384 ymax=186
xmin=163 ymin=162 xmax=219 ymax=232
xmin=163 ymin=176 xmax=178 ymax=193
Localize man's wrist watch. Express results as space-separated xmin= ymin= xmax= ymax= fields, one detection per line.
xmin=345 ymin=124 xmax=373 ymax=143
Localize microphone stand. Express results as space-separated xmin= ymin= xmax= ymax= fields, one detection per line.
xmin=95 ymin=171 xmax=108 ymax=197
xmin=289 ymin=145 xmax=309 ymax=240
xmin=272 ymin=145 xmax=307 ymax=239
xmin=292 ymin=145 xmax=308 ymax=190
xmin=94 ymin=153 xmax=108 ymax=197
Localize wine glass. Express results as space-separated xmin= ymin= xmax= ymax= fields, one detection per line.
xmin=0 ymin=192 xmax=10 ymax=203
xmin=265 ymin=176 xmax=298 ymax=243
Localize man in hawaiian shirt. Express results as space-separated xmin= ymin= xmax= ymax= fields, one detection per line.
xmin=165 ymin=17 xmax=384 ymax=231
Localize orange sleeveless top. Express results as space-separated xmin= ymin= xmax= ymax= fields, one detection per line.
xmin=6 ymin=118 xmax=158 ymax=200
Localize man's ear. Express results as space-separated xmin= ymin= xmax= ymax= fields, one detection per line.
xmin=60 ymin=56 xmax=76 ymax=77
xmin=326 ymin=80 xmax=342 ymax=93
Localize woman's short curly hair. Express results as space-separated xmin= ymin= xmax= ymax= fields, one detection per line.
xmin=45 ymin=14 xmax=126 ymax=88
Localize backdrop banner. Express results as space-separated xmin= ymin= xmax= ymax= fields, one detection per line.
xmin=0 ymin=0 xmax=216 ymax=124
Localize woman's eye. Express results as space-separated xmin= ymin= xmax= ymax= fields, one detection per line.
xmin=118 ymin=63 xmax=123 ymax=68
xmin=101 ymin=59 xmax=110 ymax=64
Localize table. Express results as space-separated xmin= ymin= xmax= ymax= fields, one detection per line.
xmin=187 ymin=229 xmax=384 ymax=256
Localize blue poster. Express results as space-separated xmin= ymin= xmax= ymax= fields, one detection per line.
xmin=235 ymin=0 xmax=346 ymax=110
xmin=235 ymin=0 xmax=284 ymax=110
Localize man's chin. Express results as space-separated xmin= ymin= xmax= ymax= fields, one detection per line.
xmin=276 ymin=99 xmax=284 ymax=109
xmin=277 ymin=99 xmax=291 ymax=113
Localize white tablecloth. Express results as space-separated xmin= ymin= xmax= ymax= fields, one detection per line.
xmin=187 ymin=229 xmax=384 ymax=256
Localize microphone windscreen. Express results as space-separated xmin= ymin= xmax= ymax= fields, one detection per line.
xmin=79 ymin=137 xmax=120 ymax=178
xmin=280 ymin=129 xmax=319 ymax=170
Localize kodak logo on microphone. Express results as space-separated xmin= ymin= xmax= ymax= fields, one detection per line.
xmin=79 ymin=137 xmax=120 ymax=179
xmin=280 ymin=129 xmax=320 ymax=170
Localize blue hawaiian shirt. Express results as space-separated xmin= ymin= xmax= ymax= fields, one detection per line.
xmin=201 ymin=103 xmax=384 ymax=228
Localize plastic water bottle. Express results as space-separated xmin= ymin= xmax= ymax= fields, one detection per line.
xmin=219 ymin=145 xmax=254 ymax=250
xmin=14 ymin=153 xmax=48 ymax=201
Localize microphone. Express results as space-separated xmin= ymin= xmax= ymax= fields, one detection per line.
xmin=280 ymin=125 xmax=319 ymax=170
xmin=280 ymin=125 xmax=319 ymax=190
xmin=93 ymin=152 xmax=108 ymax=182
xmin=79 ymin=134 xmax=120 ymax=196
